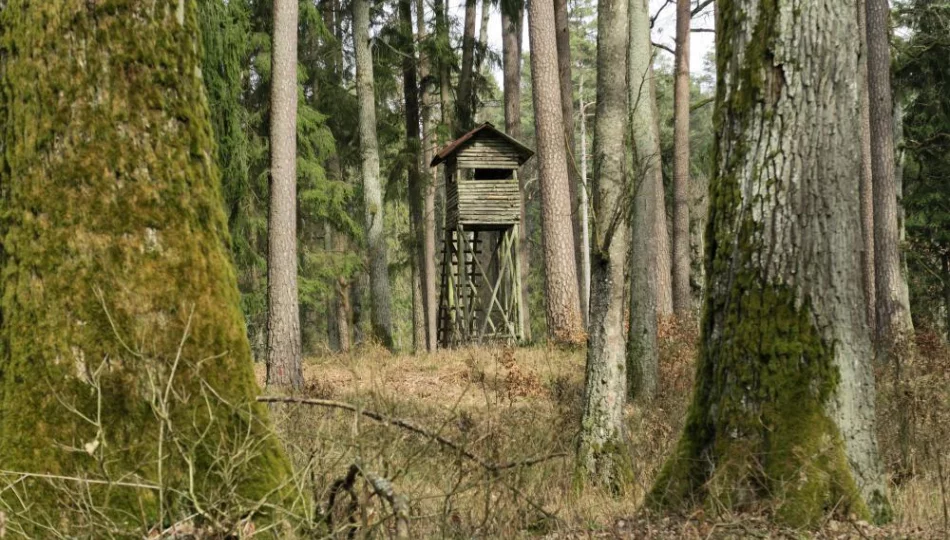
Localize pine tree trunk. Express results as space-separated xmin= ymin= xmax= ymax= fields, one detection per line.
xmin=528 ymin=0 xmax=584 ymax=344
xmin=554 ymin=0 xmax=586 ymax=327
xmin=651 ymin=75 xmax=674 ymax=319
xmin=418 ymin=0 xmax=439 ymax=351
xmin=355 ymin=0 xmax=395 ymax=349
xmin=579 ymin=79 xmax=592 ymax=322
xmin=0 ymin=0 xmax=290 ymax=525
xmin=671 ymin=0 xmax=692 ymax=317
xmin=503 ymin=5 xmax=532 ymax=342
xmin=866 ymin=0 xmax=914 ymax=358
xmin=435 ymin=0 xmax=455 ymax=135
xmin=267 ymin=0 xmax=303 ymax=389
xmin=650 ymin=0 xmax=889 ymax=525
xmin=477 ymin=0 xmax=491 ymax=78
xmin=577 ymin=0 xmax=630 ymax=486
xmin=627 ymin=0 xmax=659 ymax=401
xmin=401 ymin=0 xmax=429 ymax=353
xmin=857 ymin=0 xmax=877 ymax=332
xmin=457 ymin=0 xmax=478 ymax=134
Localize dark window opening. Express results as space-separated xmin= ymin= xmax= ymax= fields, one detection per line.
xmin=473 ymin=168 xmax=514 ymax=180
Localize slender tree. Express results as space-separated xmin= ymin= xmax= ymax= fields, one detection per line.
xmin=354 ymin=0 xmax=395 ymax=349
xmin=529 ymin=0 xmax=585 ymax=344
xmin=554 ymin=0 xmax=587 ymax=326
xmin=651 ymin=80 xmax=675 ymax=319
xmin=866 ymin=0 xmax=914 ymax=357
xmin=627 ymin=0 xmax=660 ymax=400
xmin=502 ymin=1 xmax=532 ymax=342
xmin=650 ymin=0 xmax=889 ymax=525
xmin=857 ymin=0 xmax=877 ymax=330
xmin=418 ymin=0 xmax=439 ymax=351
xmin=577 ymin=0 xmax=630 ymax=486
xmin=457 ymin=0 xmax=479 ymax=133
xmin=400 ymin=0 xmax=429 ymax=353
xmin=671 ymin=0 xmax=692 ymax=316
xmin=0 ymin=0 xmax=290 ymax=525
xmin=267 ymin=0 xmax=303 ymax=389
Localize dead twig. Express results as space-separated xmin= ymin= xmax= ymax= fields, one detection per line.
xmin=257 ymin=396 xmax=568 ymax=473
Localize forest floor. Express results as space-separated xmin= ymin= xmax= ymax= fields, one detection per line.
xmin=256 ymin=321 xmax=950 ymax=538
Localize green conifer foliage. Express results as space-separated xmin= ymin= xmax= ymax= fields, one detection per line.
xmin=0 ymin=0 xmax=290 ymax=528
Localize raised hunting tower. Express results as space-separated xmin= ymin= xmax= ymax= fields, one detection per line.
xmin=431 ymin=123 xmax=534 ymax=347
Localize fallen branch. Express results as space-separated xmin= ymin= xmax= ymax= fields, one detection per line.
xmin=257 ymin=396 xmax=568 ymax=473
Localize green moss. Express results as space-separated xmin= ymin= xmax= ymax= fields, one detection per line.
xmin=646 ymin=4 xmax=873 ymax=523
xmin=0 ymin=0 xmax=291 ymax=531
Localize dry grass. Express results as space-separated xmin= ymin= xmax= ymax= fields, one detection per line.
xmin=257 ymin=325 xmax=950 ymax=538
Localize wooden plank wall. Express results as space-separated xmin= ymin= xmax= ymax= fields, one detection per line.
xmin=458 ymin=178 xmax=520 ymax=225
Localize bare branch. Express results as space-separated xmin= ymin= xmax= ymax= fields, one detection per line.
xmin=691 ymin=0 xmax=714 ymax=17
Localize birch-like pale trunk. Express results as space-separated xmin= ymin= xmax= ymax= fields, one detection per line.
xmin=355 ymin=0 xmax=395 ymax=349
xmin=650 ymin=0 xmax=889 ymax=525
xmin=627 ymin=0 xmax=660 ymax=400
xmin=267 ymin=0 xmax=303 ymax=389
xmin=577 ymin=0 xmax=630 ymax=487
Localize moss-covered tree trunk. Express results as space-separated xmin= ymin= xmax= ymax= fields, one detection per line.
xmin=649 ymin=0 xmax=889 ymax=526
xmin=0 ymin=0 xmax=290 ymax=529
xmin=576 ymin=0 xmax=630 ymax=488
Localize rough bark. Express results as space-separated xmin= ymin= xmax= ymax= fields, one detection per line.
xmin=554 ymin=0 xmax=587 ymax=327
xmin=671 ymin=0 xmax=692 ymax=317
xmin=528 ymin=0 xmax=584 ymax=344
xmin=857 ymin=0 xmax=877 ymax=332
xmin=418 ymin=0 xmax=438 ymax=351
xmin=457 ymin=0 xmax=478 ymax=134
xmin=355 ymin=0 xmax=395 ymax=349
xmin=866 ymin=0 xmax=914 ymax=358
xmin=503 ymin=4 xmax=532 ymax=341
xmin=434 ymin=0 xmax=455 ymax=134
xmin=688 ymin=171 xmax=708 ymax=311
xmin=945 ymin=254 xmax=950 ymax=343
xmin=651 ymin=76 xmax=674 ymax=319
xmin=0 ymin=0 xmax=290 ymax=525
xmin=649 ymin=0 xmax=890 ymax=525
xmin=400 ymin=0 xmax=429 ymax=353
xmin=267 ymin=0 xmax=303 ymax=390
xmin=477 ymin=0 xmax=491 ymax=77
xmin=627 ymin=0 xmax=659 ymax=401
xmin=577 ymin=0 xmax=630 ymax=487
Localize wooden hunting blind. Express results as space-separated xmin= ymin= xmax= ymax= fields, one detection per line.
xmin=431 ymin=123 xmax=534 ymax=347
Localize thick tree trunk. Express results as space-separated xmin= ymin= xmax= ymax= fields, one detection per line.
xmin=457 ymin=0 xmax=478 ymax=134
xmin=355 ymin=0 xmax=395 ymax=349
xmin=944 ymin=254 xmax=950 ymax=343
xmin=400 ymin=0 xmax=429 ymax=353
xmin=857 ymin=0 xmax=877 ymax=332
xmin=554 ymin=0 xmax=587 ymax=328
xmin=418 ymin=0 xmax=438 ymax=351
xmin=650 ymin=0 xmax=889 ymax=525
xmin=577 ymin=0 xmax=630 ymax=486
xmin=627 ymin=0 xmax=659 ymax=401
xmin=528 ymin=0 xmax=584 ymax=344
xmin=267 ymin=0 xmax=303 ymax=389
xmin=671 ymin=0 xmax=692 ymax=317
xmin=866 ymin=0 xmax=914 ymax=358
xmin=503 ymin=5 xmax=532 ymax=341
xmin=0 ymin=0 xmax=290 ymax=525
